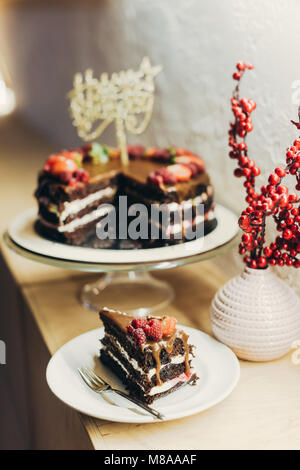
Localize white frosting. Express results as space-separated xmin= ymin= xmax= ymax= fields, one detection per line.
xmin=165 ymin=208 xmax=215 ymax=235
xmin=103 ymin=348 xmax=193 ymax=396
xmin=148 ymin=371 xmax=193 ymax=396
xmin=60 ymin=187 xmax=116 ymax=222
xmin=166 ymin=194 xmax=207 ymax=213
xmin=58 ymin=206 xmax=113 ymax=233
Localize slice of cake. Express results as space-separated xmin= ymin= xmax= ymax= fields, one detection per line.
xmin=99 ymin=307 xmax=197 ymax=404
xmin=34 ymin=143 xmax=216 ymax=247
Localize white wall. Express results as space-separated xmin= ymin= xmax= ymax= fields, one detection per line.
xmin=0 ymin=0 xmax=299 ymax=290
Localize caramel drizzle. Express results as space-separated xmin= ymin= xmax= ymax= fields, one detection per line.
xmin=146 ymin=329 xmax=190 ymax=386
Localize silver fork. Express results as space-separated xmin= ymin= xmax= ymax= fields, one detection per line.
xmin=78 ymin=366 xmax=165 ymax=420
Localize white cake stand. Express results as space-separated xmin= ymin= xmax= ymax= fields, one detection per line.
xmin=4 ymin=204 xmax=239 ymax=314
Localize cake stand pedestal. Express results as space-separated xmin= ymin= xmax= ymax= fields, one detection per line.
xmin=4 ymin=204 xmax=238 ymax=315
xmin=80 ymin=271 xmax=174 ymax=314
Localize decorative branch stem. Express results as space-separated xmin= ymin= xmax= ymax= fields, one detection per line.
xmin=229 ymin=62 xmax=300 ymax=269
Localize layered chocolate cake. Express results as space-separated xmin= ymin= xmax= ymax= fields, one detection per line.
xmin=99 ymin=307 xmax=197 ymax=404
xmin=35 ymin=143 xmax=216 ymax=247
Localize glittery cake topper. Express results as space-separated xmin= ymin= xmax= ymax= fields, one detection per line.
xmin=68 ymin=57 xmax=162 ymax=166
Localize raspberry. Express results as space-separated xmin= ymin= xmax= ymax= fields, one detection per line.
xmin=127 ymin=145 xmax=145 ymax=158
xmin=161 ymin=170 xmax=177 ymax=184
xmin=147 ymin=148 xmax=171 ymax=161
xmin=187 ymin=162 xmax=199 ymax=177
xmin=126 ymin=325 xmax=135 ymax=336
xmin=74 ymin=168 xmax=90 ymax=183
xmin=161 ymin=316 xmax=177 ymax=336
xmin=147 ymin=172 xmax=164 ymax=186
xmin=131 ymin=318 xmax=148 ymax=329
xmin=132 ymin=328 xmax=146 ymax=346
xmin=157 ymin=168 xmax=177 ymax=184
xmin=144 ymin=319 xmax=163 ymax=341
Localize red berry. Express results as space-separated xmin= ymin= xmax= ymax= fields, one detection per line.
xmin=289 ymin=194 xmax=298 ymax=203
xmin=127 ymin=325 xmax=135 ymax=336
xmin=161 ymin=170 xmax=177 ymax=184
xmin=249 ymin=259 xmax=257 ymax=269
xmin=277 ymin=185 xmax=288 ymax=194
xmin=239 ymin=215 xmax=250 ymax=229
xmin=144 ymin=319 xmax=163 ymax=341
xmin=268 ymin=173 xmax=280 ymax=185
xmin=147 ymin=172 xmax=164 ymax=186
xmin=128 ymin=145 xmax=146 ymax=158
xmin=239 ymin=142 xmax=248 ymax=151
xmin=264 ymin=247 xmax=273 ymax=258
xmin=131 ymin=318 xmax=148 ymax=329
xmin=236 ymin=61 xmax=246 ymax=71
xmin=242 ymin=233 xmax=252 ymax=244
xmin=252 ymin=167 xmax=260 ymax=176
xmin=283 ymin=229 xmax=293 ymax=240
xmin=74 ymin=168 xmax=90 ymax=183
xmin=132 ymin=328 xmax=147 ymax=346
xmin=257 ymin=257 xmax=267 ymax=268
xmin=279 ymin=194 xmax=289 ymax=207
xmin=245 ymin=120 xmax=253 ymax=132
xmin=273 ymin=250 xmax=281 ymax=259
xmin=275 ymin=167 xmax=286 ymax=178
xmin=186 ymin=162 xmax=200 ymax=176
xmin=233 ymin=72 xmax=241 ymax=80
xmin=234 ymin=168 xmax=243 ymax=177
xmin=243 ymin=168 xmax=252 ymax=177
xmin=239 ymin=245 xmax=246 ymax=254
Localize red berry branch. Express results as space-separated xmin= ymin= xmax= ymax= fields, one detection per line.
xmin=229 ymin=61 xmax=300 ymax=269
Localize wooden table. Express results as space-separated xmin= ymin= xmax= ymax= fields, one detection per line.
xmin=1 ymin=115 xmax=300 ymax=450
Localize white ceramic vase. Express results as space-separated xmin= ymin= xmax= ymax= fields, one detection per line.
xmin=210 ymin=266 xmax=300 ymax=361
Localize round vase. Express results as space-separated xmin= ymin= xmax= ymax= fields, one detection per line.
xmin=210 ymin=266 xmax=300 ymax=361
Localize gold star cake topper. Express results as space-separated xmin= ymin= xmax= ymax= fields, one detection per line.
xmin=68 ymin=57 xmax=162 ymax=166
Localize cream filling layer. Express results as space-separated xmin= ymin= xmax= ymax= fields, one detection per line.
xmin=166 ymin=194 xmax=208 ymax=213
xmin=58 ymin=206 xmax=113 ymax=233
xmin=104 ymin=333 xmax=190 ymax=379
xmin=166 ymin=208 xmax=215 ymax=235
xmin=104 ymin=349 xmax=193 ymax=396
xmin=60 ymin=187 xmax=116 ymax=223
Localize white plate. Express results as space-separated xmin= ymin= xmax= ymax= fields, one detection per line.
xmin=8 ymin=204 xmax=238 ymax=265
xmin=46 ymin=326 xmax=240 ymax=423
